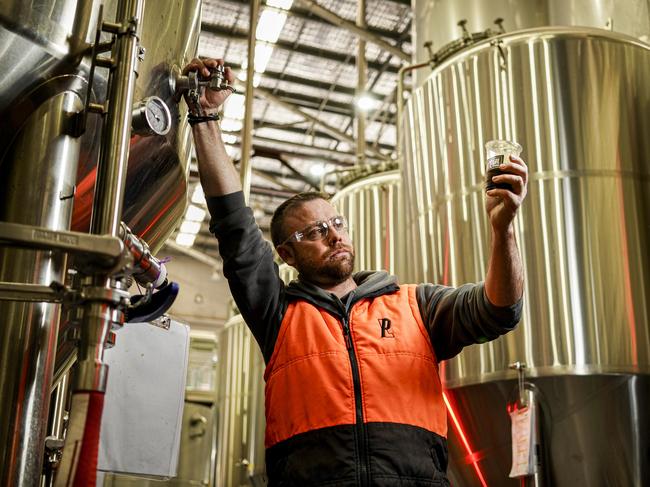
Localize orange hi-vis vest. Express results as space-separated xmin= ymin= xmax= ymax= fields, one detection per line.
xmin=263 ymin=284 xmax=447 ymax=448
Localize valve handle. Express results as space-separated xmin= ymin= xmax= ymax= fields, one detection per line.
xmin=125 ymin=281 xmax=179 ymax=323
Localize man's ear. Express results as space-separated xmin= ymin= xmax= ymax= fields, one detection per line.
xmin=276 ymin=244 xmax=296 ymax=266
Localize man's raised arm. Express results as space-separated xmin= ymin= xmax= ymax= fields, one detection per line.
xmin=183 ymin=57 xmax=240 ymax=196
xmin=484 ymin=154 xmax=528 ymax=306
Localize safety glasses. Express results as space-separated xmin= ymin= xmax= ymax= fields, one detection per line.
xmin=281 ymin=215 xmax=348 ymax=245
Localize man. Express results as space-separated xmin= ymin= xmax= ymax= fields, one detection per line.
xmin=184 ymin=58 xmax=528 ymax=486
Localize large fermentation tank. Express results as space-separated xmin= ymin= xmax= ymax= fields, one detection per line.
xmin=0 ymin=0 xmax=200 ymax=483
xmin=412 ymin=0 xmax=650 ymax=87
xmin=214 ymin=317 xmax=267 ymax=487
xmin=402 ymin=9 xmax=650 ymax=487
xmin=0 ymin=0 xmax=199 ymax=249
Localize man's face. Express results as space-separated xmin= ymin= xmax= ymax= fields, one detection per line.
xmin=277 ymin=199 xmax=355 ymax=286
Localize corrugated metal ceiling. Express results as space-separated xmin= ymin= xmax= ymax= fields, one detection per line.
xmin=172 ymin=0 xmax=412 ymax=259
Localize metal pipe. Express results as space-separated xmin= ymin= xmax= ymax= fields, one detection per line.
xmin=395 ymin=61 xmax=431 ymax=164
xmin=78 ymin=0 xmax=144 ymax=393
xmin=355 ymin=0 xmax=367 ymax=166
xmin=292 ymin=0 xmax=409 ymax=62
xmin=43 ymin=371 xmax=71 ymax=486
xmin=90 ymin=0 xmax=145 ymax=238
xmin=240 ymin=0 xmax=260 ymax=203
xmin=120 ymin=223 xmax=167 ymax=289
xmin=0 ymin=87 xmax=84 ymax=487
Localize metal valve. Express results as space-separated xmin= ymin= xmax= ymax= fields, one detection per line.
xmin=204 ymin=64 xmax=230 ymax=91
xmin=170 ymin=64 xmax=236 ymax=108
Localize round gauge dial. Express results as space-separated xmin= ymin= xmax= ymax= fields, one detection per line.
xmin=132 ymin=96 xmax=172 ymax=136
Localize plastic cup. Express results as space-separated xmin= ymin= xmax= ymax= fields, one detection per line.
xmin=485 ymin=140 xmax=522 ymax=191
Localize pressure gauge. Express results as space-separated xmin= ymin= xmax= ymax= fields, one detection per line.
xmin=131 ymin=96 xmax=172 ymax=136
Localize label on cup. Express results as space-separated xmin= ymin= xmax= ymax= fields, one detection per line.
xmin=486 ymin=154 xmax=511 ymax=191
xmin=487 ymin=154 xmax=504 ymax=170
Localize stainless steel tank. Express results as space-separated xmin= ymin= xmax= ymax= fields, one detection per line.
xmin=412 ymin=0 xmax=650 ymax=86
xmin=0 ymin=0 xmax=200 ymax=482
xmin=401 ymin=24 xmax=650 ymax=486
xmin=214 ymin=317 xmax=267 ymax=487
xmin=69 ymin=0 xmax=200 ymax=252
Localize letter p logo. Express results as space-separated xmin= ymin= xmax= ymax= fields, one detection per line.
xmin=379 ymin=318 xmax=394 ymax=338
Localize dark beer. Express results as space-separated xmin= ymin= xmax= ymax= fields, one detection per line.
xmin=485 ymin=140 xmax=522 ymax=192
xmin=486 ymin=154 xmax=512 ymax=191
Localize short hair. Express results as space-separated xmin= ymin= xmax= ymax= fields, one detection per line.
xmin=270 ymin=191 xmax=331 ymax=247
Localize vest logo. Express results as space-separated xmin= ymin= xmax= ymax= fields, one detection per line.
xmin=378 ymin=318 xmax=394 ymax=338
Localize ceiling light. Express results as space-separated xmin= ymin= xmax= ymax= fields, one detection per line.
xmin=224 ymin=93 xmax=246 ymax=120
xmin=309 ymin=163 xmax=327 ymax=177
xmin=185 ymin=205 xmax=206 ymax=222
xmin=191 ymin=185 xmax=204 ymax=204
xmin=180 ymin=220 xmax=202 ymax=234
xmin=236 ymin=70 xmax=262 ymax=87
xmin=221 ymin=118 xmax=243 ymax=132
xmin=175 ymin=232 xmax=196 ymax=247
xmin=225 ymin=146 xmax=241 ymax=159
xmin=256 ymin=8 xmax=288 ymax=43
xmin=222 ymin=134 xmax=238 ymax=144
xmin=355 ymin=93 xmax=378 ymax=112
xmin=266 ymin=0 xmax=293 ymax=9
xmin=254 ymin=43 xmax=274 ymax=73
xmin=337 ymin=142 xmax=351 ymax=152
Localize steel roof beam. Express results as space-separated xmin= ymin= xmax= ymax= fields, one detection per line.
xmin=226 ymin=61 xmax=373 ymax=98
xmin=251 ymin=136 xmax=358 ymax=163
xmin=252 ymin=122 xmax=394 ymax=152
xmin=200 ymin=25 xmax=400 ymax=74
xmin=253 ymin=85 xmax=391 ymax=160
xmin=286 ymin=5 xmax=409 ymax=44
xmin=253 ymin=147 xmax=321 ymax=190
xmin=220 ymin=0 xmax=410 ymax=42
xmin=264 ymin=87 xmax=396 ymax=124
xmin=272 ymin=89 xmax=352 ymax=117
xmin=292 ymin=0 xmax=409 ymax=62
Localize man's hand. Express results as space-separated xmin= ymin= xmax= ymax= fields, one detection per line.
xmin=485 ymin=155 xmax=528 ymax=233
xmin=182 ymin=58 xmax=235 ymax=113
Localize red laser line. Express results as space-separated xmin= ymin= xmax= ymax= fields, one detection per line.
xmin=443 ymin=391 xmax=488 ymax=487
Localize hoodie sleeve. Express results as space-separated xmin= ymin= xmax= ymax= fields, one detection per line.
xmin=415 ymin=282 xmax=522 ymax=361
xmin=206 ymin=191 xmax=285 ymax=359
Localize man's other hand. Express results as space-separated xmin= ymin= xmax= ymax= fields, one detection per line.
xmin=485 ymin=155 xmax=528 ymax=233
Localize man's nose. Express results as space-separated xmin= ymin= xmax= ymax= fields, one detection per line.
xmin=327 ymin=226 xmax=343 ymax=244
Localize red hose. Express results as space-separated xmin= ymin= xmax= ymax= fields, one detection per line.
xmin=56 ymin=391 xmax=106 ymax=487
xmin=73 ymin=391 xmax=105 ymax=487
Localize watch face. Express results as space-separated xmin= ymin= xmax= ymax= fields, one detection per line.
xmin=145 ymin=97 xmax=171 ymax=135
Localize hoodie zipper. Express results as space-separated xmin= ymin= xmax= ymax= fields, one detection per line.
xmin=341 ymin=309 xmax=370 ymax=487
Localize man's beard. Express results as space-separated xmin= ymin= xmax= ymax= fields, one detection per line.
xmin=296 ymin=249 xmax=355 ymax=285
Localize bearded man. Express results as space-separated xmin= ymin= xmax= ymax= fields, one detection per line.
xmin=185 ymin=57 xmax=528 ymax=487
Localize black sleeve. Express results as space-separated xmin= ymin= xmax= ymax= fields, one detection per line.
xmin=415 ymin=282 xmax=522 ymax=361
xmin=207 ymin=191 xmax=285 ymax=361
